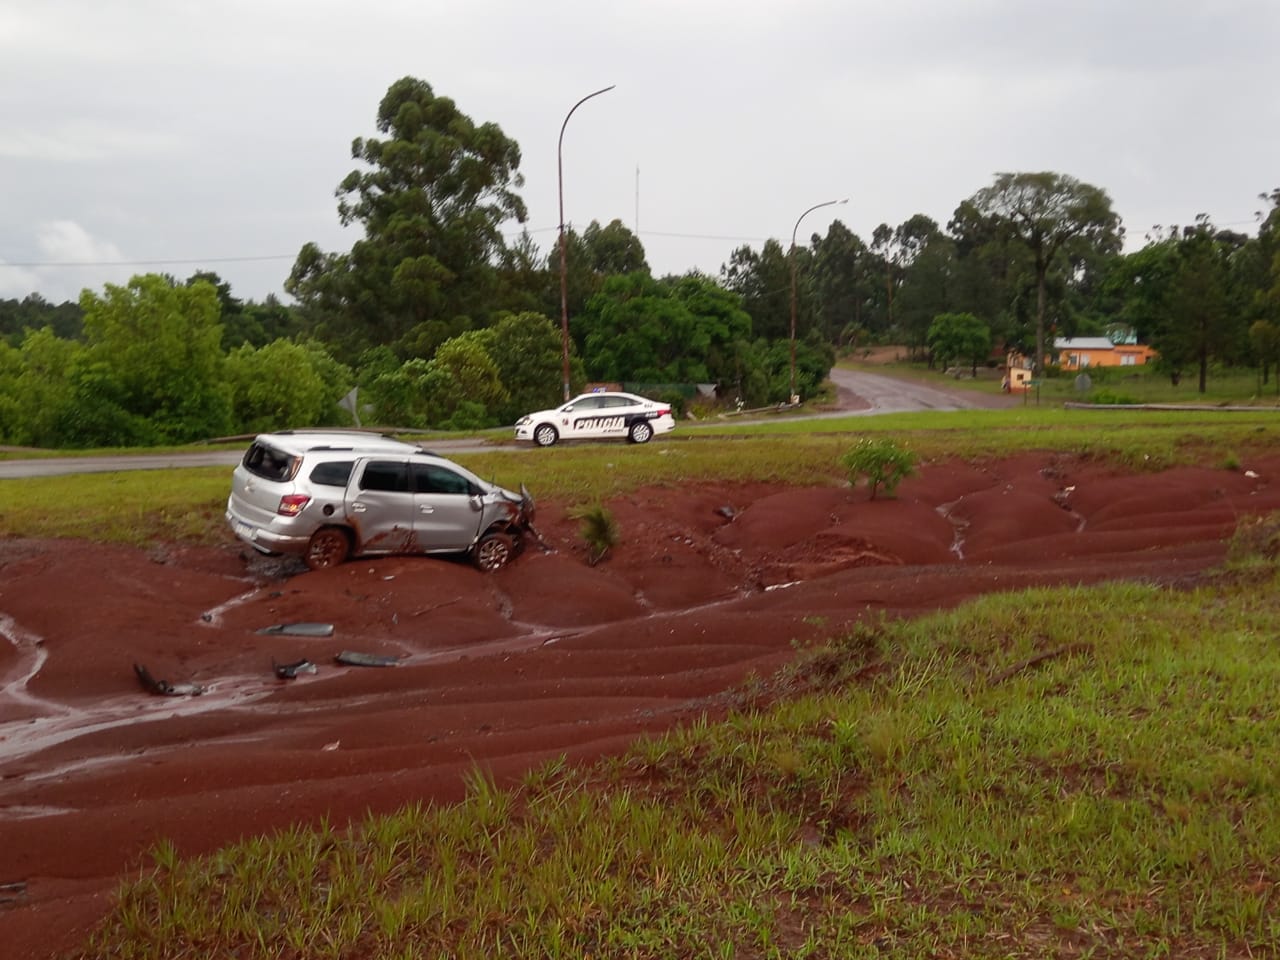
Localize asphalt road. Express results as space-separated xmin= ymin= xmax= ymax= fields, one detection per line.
xmin=0 ymin=369 xmax=1011 ymax=479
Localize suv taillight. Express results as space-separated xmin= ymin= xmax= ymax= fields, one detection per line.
xmin=277 ymin=494 xmax=311 ymax=517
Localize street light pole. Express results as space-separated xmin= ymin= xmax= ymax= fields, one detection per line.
xmin=789 ymin=197 xmax=848 ymax=403
xmin=558 ymin=84 xmax=615 ymax=402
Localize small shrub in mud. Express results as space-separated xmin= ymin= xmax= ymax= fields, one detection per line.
xmin=840 ymin=437 xmax=916 ymax=500
xmin=572 ymin=503 xmax=619 ymax=566
xmin=1227 ymin=511 xmax=1280 ymax=565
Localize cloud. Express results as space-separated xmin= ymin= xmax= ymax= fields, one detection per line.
xmin=0 ymin=221 xmax=130 ymax=303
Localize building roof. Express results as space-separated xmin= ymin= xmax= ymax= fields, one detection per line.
xmin=1054 ymin=337 xmax=1115 ymax=351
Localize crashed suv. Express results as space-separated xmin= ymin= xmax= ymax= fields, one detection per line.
xmin=225 ymin=431 xmax=535 ymax=571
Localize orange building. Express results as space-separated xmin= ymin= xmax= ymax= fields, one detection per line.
xmin=1054 ymin=337 xmax=1157 ymax=369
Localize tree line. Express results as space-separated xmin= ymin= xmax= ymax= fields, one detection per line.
xmin=2 ymin=76 xmax=1278 ymax=448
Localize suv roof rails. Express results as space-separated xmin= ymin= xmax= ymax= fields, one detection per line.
xmin=275 ymin=428 xmax=395 ymax=438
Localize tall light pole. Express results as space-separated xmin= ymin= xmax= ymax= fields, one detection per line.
xmin=789 ymin=197 xmax=848 ymax=403
xmin=558 ymin=84 xmax=615 ymax=402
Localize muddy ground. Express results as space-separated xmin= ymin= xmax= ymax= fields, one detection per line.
xmin=3 ymin=449 xmax=1280 ymax=959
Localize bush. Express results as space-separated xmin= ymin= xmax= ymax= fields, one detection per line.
xmin=1089 ymin=389 xmax=1140 ymax=405
xmin=839 ymin=437 xmax=917 ymax=500
xmin=571 ymin=504 xmax=620 ymax=566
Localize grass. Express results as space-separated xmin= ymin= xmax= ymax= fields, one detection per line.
xmin=3 ymin=407 xmax=1276 ymax=546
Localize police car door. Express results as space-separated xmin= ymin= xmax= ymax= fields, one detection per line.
xmin=568 ymin=395 xmax=607 ymax=438
xmin=599 ymin=395 xmax=633 ymax=438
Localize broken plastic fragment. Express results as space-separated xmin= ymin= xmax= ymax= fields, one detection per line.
xmin=334 ymin=651 xmax=400 ymax=668
xmin=273 ymin=658 xmax=318 ymax=680
xmin=134 ymin=663 xmax=206 ymax=697
xmin=256 ymin=622 xmax=335 ymax=637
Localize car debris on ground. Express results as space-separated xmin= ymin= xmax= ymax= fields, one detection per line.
xmin=272 ymin=658 xmax=318 ymax=680
xmin=133 ymin=663 xmax=206 ymax=696
xmin=334 ymin=651 xmax=401 ymax=668
xmin=256 ymin=622 xmax=335 ymax=637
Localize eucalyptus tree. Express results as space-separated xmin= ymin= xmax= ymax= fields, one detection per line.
xmin=550 ymin=219 xmax=650 ymax=333
xmin=960 ymin=172 xmax=1122 ymax=373
xmin=721 ymin=239 xmax=791 ymax=341
xmin=809 ymin=220 xmax=872 ymax=344
xmin=286 ymin=76 xmax=527 ymax=358
xmin=1152 ymin=220 xmax=1249 ymax=392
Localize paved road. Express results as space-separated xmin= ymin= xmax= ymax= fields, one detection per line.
xmin=0 ymin=369 xmax=1012 ymax=478
xmin=825 ymin=366 xmax=1016 ymax=416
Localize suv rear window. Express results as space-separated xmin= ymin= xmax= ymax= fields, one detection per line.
xmin=242 ymin=442 xmax=299 ymax=482
xmin=309 ymin=461 xmax=354 ymax=487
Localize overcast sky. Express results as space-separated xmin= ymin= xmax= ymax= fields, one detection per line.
xmin=2 ymin=0 xmax=1277 ymax=306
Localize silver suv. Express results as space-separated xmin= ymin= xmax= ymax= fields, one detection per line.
xmin=225 ymin=431 xmax=535 ymax=571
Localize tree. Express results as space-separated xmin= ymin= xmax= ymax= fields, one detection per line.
xmin=0 ymin=294 xmax=83 ymax=346
xmin=576 ymin=272 xmax=753 ymax=387
xmin=810 ymin=221 xmax=875 ymax=344
xmin=225 ymin=339 xmax=351 ymax=433
xmin=927 ymin=312 xmax=992 ymax=376
xmin=583 ymin=219 xmax=648 ymax=275
xmin=0 ymin=327 xmax=82 ymax=446
xmin=667 ymin=273 xmax=753 ymax=389
xmin=1152 ymin=221 xmax=1245 ymax=393
xmin=1248 ymin=320 xmax=1280 ymax=392
xmin=963 ymin=173 xmax=1122 ymax=374
xmin=721 ymin=240 xmax=791 ymax=340
xmin=477 ymin=311 xmax=578 ymax=424
xmin=73 ymin=275 xmax=231 ymax=444
xmin=287 ymin=77 xmax=527 ymax=357
xmin=579 ymin=273 xmax=701 ymax=382
xmin=421 ymin=332 xmax=508 ymax=428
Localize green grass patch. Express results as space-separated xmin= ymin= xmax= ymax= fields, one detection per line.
xmin=3 ymin=409 xmax=1277 ymax=545
xmin=0 ymin=467 xmax=233 ymax=546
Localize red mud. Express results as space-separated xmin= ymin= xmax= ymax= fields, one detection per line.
xmin=3 ymin=452 xmax=1280 ymax=958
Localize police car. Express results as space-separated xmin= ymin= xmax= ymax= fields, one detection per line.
xmin=514 ymin=392 xmax=676 ymax=447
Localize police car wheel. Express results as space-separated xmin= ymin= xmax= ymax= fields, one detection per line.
xmin=533 ymin=423 xmax=559 ymax=447
xmin=628 ymin=421 xmax=653 ymax=444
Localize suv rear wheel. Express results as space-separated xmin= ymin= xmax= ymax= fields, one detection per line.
xmin=306 ymin=528 xmax=351 ymax=570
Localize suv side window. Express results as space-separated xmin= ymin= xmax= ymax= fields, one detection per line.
xmin=359 ymin=460 xmax=409 ymax=493
xmin=309 ymin=461 xmax=354 ymax=487
xmin=412 ymin=463 xmax=475 ymax=496
xmin=243 ymin=442 xmax=299 ymax=482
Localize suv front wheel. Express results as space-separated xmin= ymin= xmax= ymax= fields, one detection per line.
xmin=473 ymin=531 xmax=514 ymax=571
xmin=306 ymin=527 xmax=352 ymax=570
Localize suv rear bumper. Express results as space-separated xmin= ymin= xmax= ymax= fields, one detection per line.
xmin=225 ymin=506 xmax=311 ymax=555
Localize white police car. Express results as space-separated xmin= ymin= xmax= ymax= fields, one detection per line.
xmin=514 ymin=392 xmax=676 ymax=447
